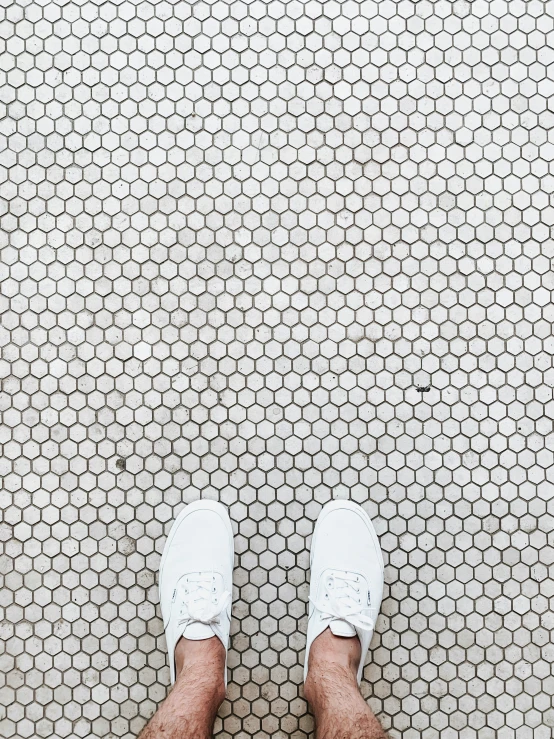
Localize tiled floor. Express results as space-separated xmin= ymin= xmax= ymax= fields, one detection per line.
xmin=1 ymin=0 xmax=553 ymax=737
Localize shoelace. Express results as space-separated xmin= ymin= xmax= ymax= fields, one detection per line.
xmin=310 ymin=571 xmax=375 ymax=633
xmin=176 ymin=573 xmax=231 ymax=634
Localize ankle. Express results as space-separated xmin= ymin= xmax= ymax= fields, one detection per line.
xmin=310 ymin=628 xmax=361 ymax=672
xmin=174 ymin=637 xmax=226 ymax=704
xmin=305 ymin=629 xmax=361 ymax=706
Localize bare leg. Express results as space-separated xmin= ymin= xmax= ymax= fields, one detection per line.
xmin=138 ymin=636 xmax=225 ymax=739
xmin=304 ymin=629 xmax=388 ymax=739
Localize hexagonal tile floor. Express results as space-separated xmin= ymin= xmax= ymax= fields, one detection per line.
xmin=1 ymin=0 xmax=553 ymax=738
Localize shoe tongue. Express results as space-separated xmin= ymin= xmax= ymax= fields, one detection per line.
xmin=329 ymin=620 xmax=356 ymax=638
xmin=182 ymin=621 xmax=215 ymax=640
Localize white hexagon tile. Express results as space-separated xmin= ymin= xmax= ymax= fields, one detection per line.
xmin=0 ymin=0 xmax=553 ymax=738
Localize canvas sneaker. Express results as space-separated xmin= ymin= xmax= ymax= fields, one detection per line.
xmin=305 ymin=500 xmax=384 ymax=685
xmin=159 ymin=500 xmax=234 ymax=685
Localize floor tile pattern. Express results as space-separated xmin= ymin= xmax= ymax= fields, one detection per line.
xmin=1 ymin=0 xmax=553 ymax=737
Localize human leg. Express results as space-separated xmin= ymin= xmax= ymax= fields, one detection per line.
xmin=304 ymin=500 xmax=387 ymax=739
xmin=138 ymin=500 xmax=234 ymax=739
xmin=305 ymin=629 xmax=388 ymax=739
xmin=138 ymin=637 xmax=225 ymax=739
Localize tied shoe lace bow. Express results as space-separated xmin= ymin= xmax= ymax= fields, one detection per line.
xmin=176 ymin=573 xmax=231 ymax=634
xmin=310 ymin=571 xmax=375 ymax=633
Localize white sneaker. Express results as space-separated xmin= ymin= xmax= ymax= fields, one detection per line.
xmin=159 ymin=500 xmax=234 ymax=685
xmin=304 ymin=500 xmax=384 ymax=685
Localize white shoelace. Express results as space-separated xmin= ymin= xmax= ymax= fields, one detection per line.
xmin=310 ymin=571 xmax=375 ymax=633
xmin=176 ymin=573 xmax=231 ymax=635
